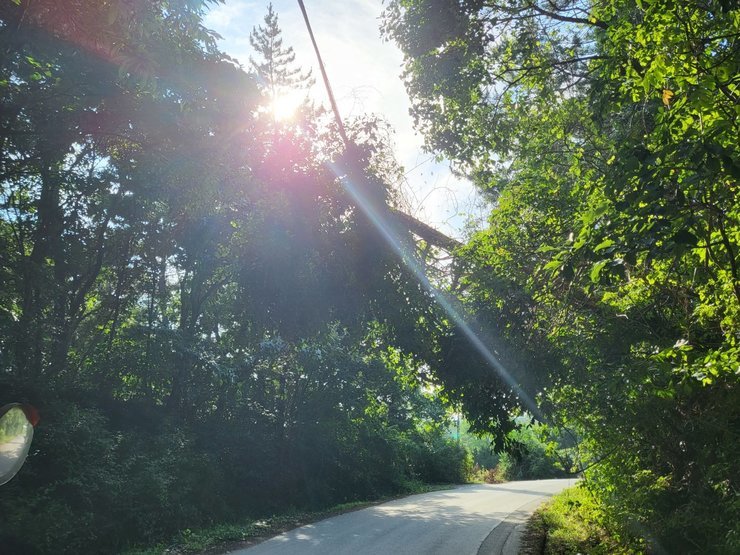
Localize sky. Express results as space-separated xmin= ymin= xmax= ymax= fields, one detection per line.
xmin=204 ymin=0 xmax=487 ymax=239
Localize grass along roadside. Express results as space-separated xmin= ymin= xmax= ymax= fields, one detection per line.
xmin=121 ymin=483 xmax=455 ymax=555
xmin=520 ymin=484 xmax=640 ymax=555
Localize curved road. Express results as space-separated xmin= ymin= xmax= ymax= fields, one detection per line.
xmin=231 ymin=478 xmax=574 ymax=555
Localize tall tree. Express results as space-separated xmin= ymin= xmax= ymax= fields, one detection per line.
xmin=249 ymin=3 xmax=314 ymax=114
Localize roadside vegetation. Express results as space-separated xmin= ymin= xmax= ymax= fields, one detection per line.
xmin=125 ymin=418 xmax=563 ymax=555
xmin=463 ymin=417 xmax=573 ymax=483
xmin=383 ymin=1 xmax=739 ymax=552
xmin=522 ymin=485 xmax=639 ymax=555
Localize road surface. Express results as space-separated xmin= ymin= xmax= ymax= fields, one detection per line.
xmin=230 ymin=478 xmax=574 ymax=555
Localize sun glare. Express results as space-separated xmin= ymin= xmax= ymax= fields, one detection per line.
xmin=270 ymin=92 xmax=303 ymax=122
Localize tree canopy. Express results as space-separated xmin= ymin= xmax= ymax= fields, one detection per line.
xmin=383 ymin=0 xmax=739 ymax=552
xmin=0 ymin=2 xmax=473 ymax=551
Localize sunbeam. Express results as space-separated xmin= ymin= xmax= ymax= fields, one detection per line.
xmin=328 ymin=157 xmax=543 ymax=421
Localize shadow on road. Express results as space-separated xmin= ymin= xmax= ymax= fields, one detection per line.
xmin=236 ymin=480 xmax=575 ymax=555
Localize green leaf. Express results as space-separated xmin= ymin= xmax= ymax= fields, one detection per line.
xmin=590 ymin=260 xmax=609 ymax=283
xmin=593 ymin=239 xmax=615 ymax=253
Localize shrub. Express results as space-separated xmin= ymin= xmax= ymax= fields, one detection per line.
xmin=523 ymin=485 xmax=640 ymax=555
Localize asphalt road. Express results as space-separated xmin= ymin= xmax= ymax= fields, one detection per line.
xmin=231 ymin=478 xmax=574 ymax=555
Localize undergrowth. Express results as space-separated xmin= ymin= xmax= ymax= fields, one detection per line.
xmin=521 ymin=485 xmax=641 ymax=555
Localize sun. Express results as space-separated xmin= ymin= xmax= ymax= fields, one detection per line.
xmin=270 ymin=92 xmax=304 ymax=122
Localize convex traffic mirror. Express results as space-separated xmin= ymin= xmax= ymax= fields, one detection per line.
xmin=0 ymin=404 xmax=39 ymax=486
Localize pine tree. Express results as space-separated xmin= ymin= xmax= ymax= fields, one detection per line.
xmin=249 ymin=3 xmax=313 ymax=106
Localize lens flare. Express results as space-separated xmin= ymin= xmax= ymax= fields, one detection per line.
xmin=270 ymin=92 xmax=302 ymax=122
xmin=328 ymin=158 xmax=542 ymax=421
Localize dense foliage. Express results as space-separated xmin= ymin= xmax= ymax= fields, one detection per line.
xmin=383 ymin=0 xmax=739 ymax=552
xmin=0 ymin=2 xmax=470 ymax=552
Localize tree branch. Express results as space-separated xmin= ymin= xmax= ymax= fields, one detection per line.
xmin=527 ymin=2 xmax=608 ymax=30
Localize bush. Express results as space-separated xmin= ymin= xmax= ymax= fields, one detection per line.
xmin=498 ymin=440 xmax=566 ymax=481
xmin=0 ymin=341 xmax=472 ymax=553
xmin=0 ymin=400 xmax=223 ymax=553
xmin=414 ymin=434 xmax=473 ymax=483
xmin=583 ymin=374 xmax=740 ymax=554
xmin=523 ymin=485 xmax=640 ymax=555
xmin=495 ymin=422 xmax=570 ymax=481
